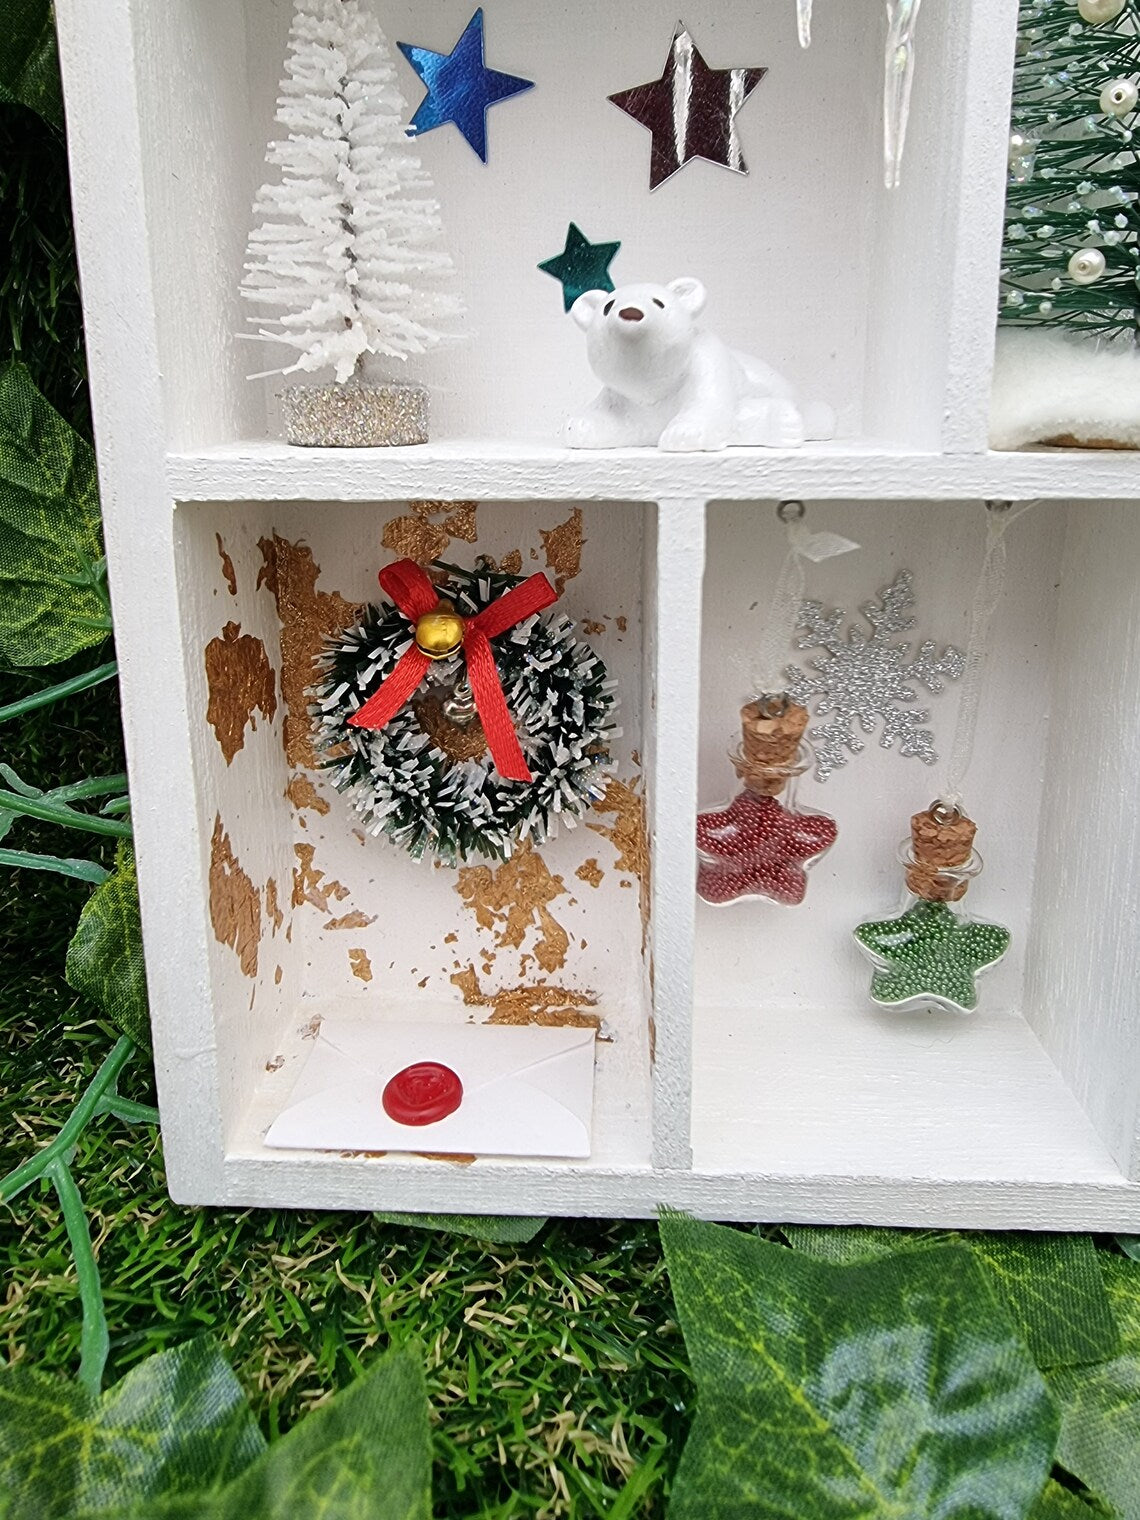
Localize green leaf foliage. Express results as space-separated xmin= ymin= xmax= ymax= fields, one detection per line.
xmin=661 ymin=1214 xmax=1058 ymax=1520
xmin=0 ymin=1337 xmax=265 ymax=1519
xmin=1100 ymin=1252 xmax=1140 ymax=1349
xmin=1 ymin=1341 xmax=431 ymax=1520
xmin=1029 ymin=1479 xmax=1115 ymax=1519
xmin=103 ymin=1345 xmax=431 ymax=1520
xmin=0 ymin=106 xmax=88 ymax=430
xmin=375 ymin=1211 xmax=547 ymax=1245
xmin=1046 ymin=1254 xmax=1140 ymax=1518
xmin=0 ymin=363 xmax=107 ymax=666
xmin=1049 ymin=1358 xmax=1140 ymax=1520
xmin=65 ymin=841 xmax=150 ymax=1048
xmin=0 ymin=0 xmax=63 ymax=127
xmin=0 ymin=764 xmax=126 ymax=876
xmin=783 ymin=1226 xmax=1119 ymax=1370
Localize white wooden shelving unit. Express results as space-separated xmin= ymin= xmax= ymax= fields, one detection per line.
xmin=55 ymin=0 xmax=1140 ymax=1226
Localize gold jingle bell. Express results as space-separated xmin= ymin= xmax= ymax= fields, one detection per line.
xmin=414 ymin=600 xmax=465 ymax=660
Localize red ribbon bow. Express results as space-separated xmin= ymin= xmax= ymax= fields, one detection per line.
xmin=347 ymin=560 xmax=558 ymax=783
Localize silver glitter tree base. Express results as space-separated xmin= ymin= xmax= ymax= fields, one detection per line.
xmin=279 ymin=381 xmax=429 ymax=447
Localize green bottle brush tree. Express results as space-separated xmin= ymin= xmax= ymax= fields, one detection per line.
xmin=991 ymin=0 xmax=1140 ymax=448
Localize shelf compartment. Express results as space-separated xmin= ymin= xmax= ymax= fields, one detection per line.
xmin=165 ymin=495 xmax=657 ymax=1196
xmin=87 ymin=0 xmax=992 ymax=456
xmin=694 ymin=496 xmax=1140 ymax=1191
xmin=234 ymin=994 xmax=651 ymax=1173
xmin=691 ymin=1003 xmax=1121 ymax=1185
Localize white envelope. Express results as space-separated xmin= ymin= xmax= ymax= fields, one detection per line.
xmin=264 ymin=1016 xmax=597 ymax=1158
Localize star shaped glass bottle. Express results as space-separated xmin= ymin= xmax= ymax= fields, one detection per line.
xmin=853 ymin=803 xmax=1011 ymax=1014
xmin=696 ymin=696 xmax=837 ymax=907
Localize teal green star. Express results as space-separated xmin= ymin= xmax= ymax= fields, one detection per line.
xmin=538 ymin=223 xmax=621 ymax=312
xmin=853 ymin=899 xmax=1011 ymax=1014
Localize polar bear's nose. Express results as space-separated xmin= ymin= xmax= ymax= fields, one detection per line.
xmin=618 ymin=306 xmax=644 ymax=322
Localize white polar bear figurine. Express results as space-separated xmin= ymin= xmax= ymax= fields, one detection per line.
xmin=565 ymin=277 xmax=834 ymax=452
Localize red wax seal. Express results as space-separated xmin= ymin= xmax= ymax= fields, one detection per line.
xmin=382 ymin=1062 xmax=463 ymax=1126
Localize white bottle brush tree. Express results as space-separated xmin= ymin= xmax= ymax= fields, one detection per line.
xmin=241 ymin=0 xmax=463 ymax=387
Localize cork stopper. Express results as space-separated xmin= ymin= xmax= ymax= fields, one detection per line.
xmin=730 ymin=699 xmax=809 ymax=797
xmin=906 ymin=805 xmax=977 ymax=902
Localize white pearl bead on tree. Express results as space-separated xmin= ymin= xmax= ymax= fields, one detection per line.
xmin=1100 ymin=78 xmax=1138 ymax=116
xmin=1078 ymin=0 xmax=1125 ymax=22
xmin=1068 ymin=247 xmax=1108 ymax=284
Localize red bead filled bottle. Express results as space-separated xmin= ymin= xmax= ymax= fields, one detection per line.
xmin=696 ymin=696 xmax=837 ymax=907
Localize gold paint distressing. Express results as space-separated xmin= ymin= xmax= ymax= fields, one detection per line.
xmin=257 ymin=535 xmax=360 ymax=769
xmin=539 ymin=507 xmax=584 ymax=593
xmin=209 ymin=816 xmax=261 ymax=978
xmin=204 ymin=622 xmax=277 ymax=765
xmin=450 ymin=965 xmax=599 ymax=1029
xmin=588 ymin=778 xmax=650 ymax=948
xmin=455 ymin=841 xmax=570 ymax=974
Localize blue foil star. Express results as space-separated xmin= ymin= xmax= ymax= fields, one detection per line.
xmin=538 ymin=224 xmax=622 ymax=312
xmin=398 ymin=9 xmax=535 ymax=163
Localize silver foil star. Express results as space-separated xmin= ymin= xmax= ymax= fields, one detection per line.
xmin=785 ymin=570 xmax=964 ymax=782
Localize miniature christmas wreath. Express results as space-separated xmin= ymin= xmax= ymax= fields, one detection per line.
xmin=312 ymin=559 xmax=617 ymax=865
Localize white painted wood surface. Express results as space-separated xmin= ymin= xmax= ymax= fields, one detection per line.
xmin=939 ymin=0 xmax=1022 ymax=453
xmin=175 ymin=504 xmax=302 ymax=1140
xmin=648 ymin=503 xmax=705 ymax=1171
xmin=691 ymin=1004 xmax=1123 ymax=1188
xmin=167 ymin=442 xmax=1140 ymax=503
xmin=860 ymin=0 xmax=971 ymax=451
xmin=1026 ymin=502 xmax=1140 ymax=1179
xmin=54 ymin=0 xmax=229 ymax=1203
xmin=52 ymin=0 xmax=1140 ymax=1226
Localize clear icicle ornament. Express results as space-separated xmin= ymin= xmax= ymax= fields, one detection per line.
xmin=797 ymin=0 xmax=813 ymax=48
xmin=884 ymin=0 xmax=923 ymax=188
xmin=794 ymin=0 xmax=923 ymax=186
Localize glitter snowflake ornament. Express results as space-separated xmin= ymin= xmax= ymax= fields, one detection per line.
xmin=785 ymin=570 xmax=964 ymax=783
